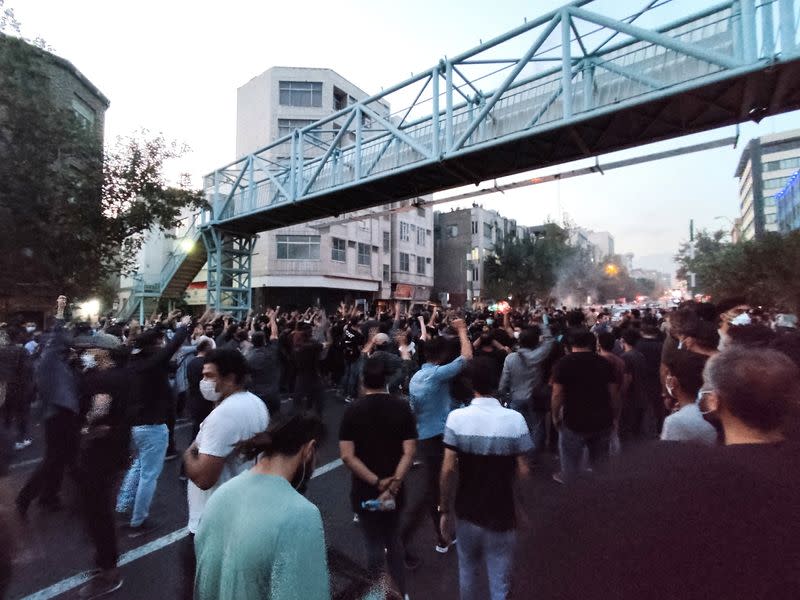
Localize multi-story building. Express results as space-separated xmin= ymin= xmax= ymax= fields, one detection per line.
xmin=234 ymin=66 xmax=434 ymax=309
xmin=433 ymin=205 xmax=523 ymax=306
xmin=775 ymin=169 xmax=800 ymax=233
xmin=581 ymin=229 xmax=615 ymax=263
xmin=734 ymin=129 xmax=800 ymax=240
xmin=0 ymin=35 xmax=109 ymax=321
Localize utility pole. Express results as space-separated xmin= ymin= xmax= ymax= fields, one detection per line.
xmin=687 ymin=219 xmax=696 ymax=298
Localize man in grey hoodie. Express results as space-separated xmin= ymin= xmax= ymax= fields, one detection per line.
xmin=499 ymin=325 xmax=554 ymax=454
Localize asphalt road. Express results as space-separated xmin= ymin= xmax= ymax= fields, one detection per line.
xmin=4 ymin=391 xmax=570 ymax=600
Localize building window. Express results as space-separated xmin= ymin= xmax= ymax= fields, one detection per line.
xmin=357 ymin=243 xmax=371 ymax=266
xmin=417 ymin=227 xmax=426 ymax=246
xmin=417 ymin=206 xmax=426 ymax=218
xmin=331 ymin=237 xmax=346 ymax=262
xmin=448 ymin=225 xmax=458 ymax=238
xmin=484 ymin=223 xmax=493 ymax=240
xmin=471 ymin=220 xmax=478 ymax=235
xmin=72 ymin=96 xmax=95 ymax=128
xmin=472 ymin=266 xmax=479 ymax=281
xmin=383 ymin=264 xmax=390 ymax=283
xmin=383 ymin=231 xmax=390 ymax=253
xmin=399 ymin=253 xmax=410 ymax=272
xmin=276 ymin=235 xmax=320 ymax=259
xmin=279 ymin=81 xmax=322 ymax=107
xmin=417 ymin=255 xmax=426 ymax=274
xmin=400 ymin=222 xmax=410 ymax=242
xmin=333 ymin=87 xmax=347 ymax=111
xmin=277 ymin=119 xmax=316 ymax=139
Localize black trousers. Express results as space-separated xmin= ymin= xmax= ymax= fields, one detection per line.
xmin=17 ymin=407 xmax=80 ymax=508
xmin=294 ymin=376 xmax=324 ymax=416
xmin=78 ymin=433 xmax=128 ymax=570
xmin=400 ymin=435 xmax=444 ymax=549
xmin=180 ymin=533 xmax=196 ymax=600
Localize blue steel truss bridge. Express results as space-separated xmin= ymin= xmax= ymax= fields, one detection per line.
xmin=120 ymin=0 xmax=800 ymax=320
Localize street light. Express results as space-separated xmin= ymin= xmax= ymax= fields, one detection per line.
xmin=180 ymin=238 xmax=195 ymax=253
xmin=604 ymin=263 xmax=619 ymax=277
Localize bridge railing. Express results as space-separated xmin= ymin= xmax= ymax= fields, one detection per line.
xmin=203 ymin=0 xmax=799 ymax=225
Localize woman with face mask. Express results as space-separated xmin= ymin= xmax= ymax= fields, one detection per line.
xmin=194 ymin=413 xmax=328 ymax=600
xmin=660 ymin=350 xmax=718 ymax=445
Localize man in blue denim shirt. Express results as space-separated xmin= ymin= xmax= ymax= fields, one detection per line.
xmin=401 ymin=318 xmax=472 ymax=564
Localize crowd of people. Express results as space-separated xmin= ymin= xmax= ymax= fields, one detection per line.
xmin=0 ymin=293 xmax=799 ymax=599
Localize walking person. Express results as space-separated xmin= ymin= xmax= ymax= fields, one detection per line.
xmin=439 ymin=356 xmax=532 ymax=600
xmin=115 ymin=314 xmax=191 ymax=534
xmin=15 ymin=331 xmax=81 ymax=515
xmin=551 ymin=329 xmax=617 ymax=484
xmin=340 ymin=356 xmax=417 ymax=598
xmin=402 ymin=318 xmax=472 ymax=564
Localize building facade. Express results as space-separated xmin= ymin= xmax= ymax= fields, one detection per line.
xmin=0 ymin=36 xmax=109 ymax=322
xmin=776 ymin=169 xmax=800 ymax=233
xmin=433 ymin=206 xmax=523 ymax=306
xmin=236 ymin=66 xmax=434 ymax=309
xmin=735 ymin=129 xmax=800 ymax=241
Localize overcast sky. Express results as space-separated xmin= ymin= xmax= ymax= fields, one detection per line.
xmin=14 ymin=0 xmax=800 ymax=274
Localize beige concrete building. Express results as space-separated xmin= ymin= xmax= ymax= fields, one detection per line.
xmin=236 ymin=67 xmax=434 ymax=308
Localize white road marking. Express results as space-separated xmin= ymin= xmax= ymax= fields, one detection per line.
xmin=18 ymin=456 xmax=345 ymax=600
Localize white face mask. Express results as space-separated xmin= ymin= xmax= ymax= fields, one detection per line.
xmin=200 ymin=379 xmax=221 ymax=402
xmin=81 ymin=353 xmax=97 ymax=370
xmin=26 ymin=326 xmax=36 ymax=333
xmin=513 ymin=331 xmax=520 ymax=340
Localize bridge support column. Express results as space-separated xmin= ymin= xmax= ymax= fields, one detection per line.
xmin=202 ymin=227 xmax=257 ymax=320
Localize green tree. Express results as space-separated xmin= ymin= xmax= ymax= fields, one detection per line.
xmin=0 ymin=33 xmax=205 ymax=305
xmin=676 ymin=229 xmax=800 ymax=312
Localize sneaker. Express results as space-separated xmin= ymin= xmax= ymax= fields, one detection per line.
xmin=552 ymin=471 xmax=564 ymax=485
xmin=435 ymin=538 xmax=456 ymax=554
xmin=344 ymin=396 xmax=353 ymax=404
xmin=125 ymin=519 xmax=160 ymax=539
xmin=403 ymin=553 xmax=421 ymax=570
xmin=14 ymin=439 xmax=32 ymax=451
xmin=352 ymin=513 xmax=359 ymax=523
xmin=78 ymin=569 xmax=123 ymax=599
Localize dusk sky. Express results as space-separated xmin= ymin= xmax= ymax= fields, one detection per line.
xmin=15 ymin=0 xmax=800 ymax=274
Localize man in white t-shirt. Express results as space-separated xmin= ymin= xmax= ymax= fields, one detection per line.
xmin=182 ymin=348 xmax=269 ymax=598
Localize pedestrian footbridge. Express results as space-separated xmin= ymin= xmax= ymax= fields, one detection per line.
xmin=120 ymin=0 xmax=800 ymax=319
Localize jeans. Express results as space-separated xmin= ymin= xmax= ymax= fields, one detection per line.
xmin=559 ymin=425 xmax=612 ymax=484
xmin=455 ymin=519 xmax=516 ymax=600
xmin=341 ymin=357 xmax=362 ymax=398
xmin=359 ymin=510 xmax=405 ymax=595
xmin=116 ymin=424 xmax=169 ymax=526
xmin=509 ymin=401 xmax=546 ymax=455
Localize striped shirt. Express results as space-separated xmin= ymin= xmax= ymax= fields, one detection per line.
xmin=443 ymin=397 xmax=532 ymax=531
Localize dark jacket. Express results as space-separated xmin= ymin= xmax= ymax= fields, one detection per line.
xmin=128 ymin=326 xmax=189 ymax=426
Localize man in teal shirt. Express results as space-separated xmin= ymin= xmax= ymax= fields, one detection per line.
xmin=194 ymin=413 xmax=329 ymax=600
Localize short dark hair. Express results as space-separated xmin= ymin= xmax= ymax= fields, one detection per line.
xmin=567 ymin=328 xmax=596 ymax=350
xmin=237 ymin=412 xmax=324 ymax=460
xmin=597 ymin=331 xmax=616 ymax=352
xmin=518 ymin=326 xmax=541 ymax=350
xmin=622 ymin=328 xmax=641 ymax=347
xmin=467 ymin=357 xmax=500 ymax=396
xmin=204 ymin=348 xmax=248 ymax=385
xmin=704 ymin=347 xmax=800 ymax=432
xmin=362 ymin=356 xmax=387 ymax=389
xmin=663 ymin=349 xmax=707 ymax=399
xmin=251 ymin=331 xmax=266 ymax=348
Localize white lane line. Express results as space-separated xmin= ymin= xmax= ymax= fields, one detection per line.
xmin=18 ymin=456 xmax=345 ymax=600
xmin=9 ymin=422 xmax=194 ymax=471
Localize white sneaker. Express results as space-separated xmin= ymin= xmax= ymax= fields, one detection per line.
xmin=435 ymin=538 xmax=456 ymax=553
xmin=14 ymin=439 xmax=32 ymax=451
xmin=352 ymin=513 xmax=359 ymax=523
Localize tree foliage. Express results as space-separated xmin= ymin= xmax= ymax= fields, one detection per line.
xmin=0 ymin=33 xmax=205 ymax=302
xmin=676 ymin=229 xmax=800 ymax=313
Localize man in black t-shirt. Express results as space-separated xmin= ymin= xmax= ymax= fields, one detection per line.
xmin=339 ymin=356 xmax=417 ymax=597
xmin=341 ymin=318 xmax=366 ymax=402
xmin=552 ymin=329 xmax=617 ymax=483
